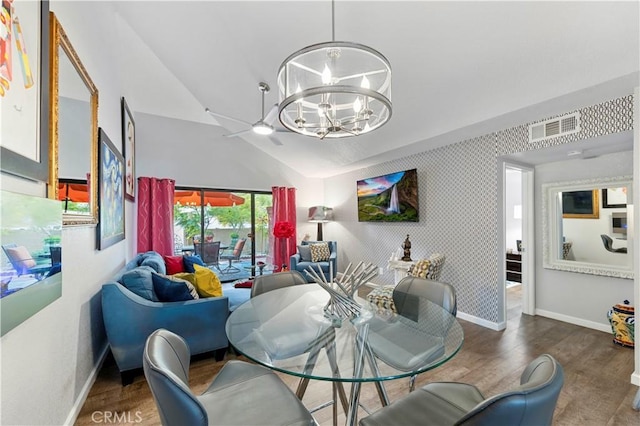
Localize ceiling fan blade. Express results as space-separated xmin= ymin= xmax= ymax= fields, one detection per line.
xmin=224 ymin=129 xmax=252 ymax=138
xmin=205 ymin=107 xmax=252 ymax=126
xmin=264 ymin=104 xmax=279 ymax=125
xmin=268 ymin=136 xmax=283 ymax=146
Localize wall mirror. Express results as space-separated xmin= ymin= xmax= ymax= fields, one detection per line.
xmin=47 ymin=12 xmax=98 ymax=226
xmin=542 ymin=176 xmax=633 ymax=279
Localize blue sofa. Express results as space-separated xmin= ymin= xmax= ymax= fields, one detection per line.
xmin=101 ymin=251 xmax=250 ymax=385
xmin=290 ymin=240 xmax=337 ymax=282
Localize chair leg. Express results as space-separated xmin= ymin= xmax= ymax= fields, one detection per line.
xmin=409 ymin=374 xmax=417 ymax=392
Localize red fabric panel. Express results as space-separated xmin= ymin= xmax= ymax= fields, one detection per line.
xmin=164 ymin=255 xmax=185 ymax=275
xmin=271 ymin=186 xmax=297 ymax=271
xmin=137 ymin=177 xmax=175 ymax=256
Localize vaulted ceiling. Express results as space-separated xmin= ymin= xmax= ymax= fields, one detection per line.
xmin=114 ymin=1 xmax=640 ymax=178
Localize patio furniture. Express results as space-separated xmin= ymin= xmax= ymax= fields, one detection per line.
xmin=194 ymin=241 xmax=222 ymax=271
xmin=220 ymin=238 xmax=246 ymax=274
xmin=2 ymin=244 xmax=52 ymax=280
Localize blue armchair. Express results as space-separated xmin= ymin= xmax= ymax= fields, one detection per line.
xmin=290 ymin=240 xmax=337 ymax=282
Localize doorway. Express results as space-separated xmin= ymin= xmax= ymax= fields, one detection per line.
xmin=502 ymin=162 xmax=535 ymax=326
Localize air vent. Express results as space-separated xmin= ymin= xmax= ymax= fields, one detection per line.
xmin=529 ymin=112 xmax=580 ymax=143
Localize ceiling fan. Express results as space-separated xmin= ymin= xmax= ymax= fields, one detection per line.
xmin=205 ymin=82 xmax=285 ymax=145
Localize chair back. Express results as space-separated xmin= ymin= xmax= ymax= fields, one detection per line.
xmin=251 ymin=270 xmax=307 ymax=298
xmin=232 ymin=238 xmax=246 ymax=258
xmin=143 ymin=329 xmax=208 ymax=426
xmin=393 ymin=276 xmax=457 ymax=318
xmin=195 ymin=241 xmax=221 ymax=265
xmin=457 ymin=354 xmax=564 ymax=426
xmin=601 ymin=234 xmax=614 ymax=251
xmin=2 ymin=244 xmax=36 ymax=275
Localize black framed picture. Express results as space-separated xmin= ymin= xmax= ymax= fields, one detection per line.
xmin=121 ymin=97 xmax=136 ymax=201
xmin=97 ymin=128 xmax=125 ymax=249
xmin=562 ymin=190 xmax=599 ymax=219
xmin=602 ymin=187 xmax=627 ymax=209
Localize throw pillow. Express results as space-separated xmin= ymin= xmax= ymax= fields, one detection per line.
xmin=120 ymin=266 xmax=158 ymax=301
xmin=192 ymin=264 xmax=223 ymax=298
xmin=164 ymin=255 xmax=185 ymax=275
xmin=310 ymin=242 xmax=330 ymax=262
xmin=297 ymin=245 xmax=312 ymax=262
xmin=151 ymin=272 xmax=198 ymax=302
xmin=173 ymin=272 xmax=196 ymax=286
xmin=409 ymin=259 xmax=431 ymax=278
xmin=234 ymin=279 xmax=253 ymax=288
xmin=183 ymin=255 xmax=205 ymax=273
xmin=140 ymin=253 xmax=167 ymax=275
xmin=5 ymin=246 xmax=36 ymax=270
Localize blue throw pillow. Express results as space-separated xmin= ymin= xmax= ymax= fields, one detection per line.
xmin=183 ymin=255 xmax=205 ymax=273
xmin=139 ymin=252 xmax=166 ymax=275
xmin=151 ymin=272 xmax=195 ymax=302
xmin=120 ymin=266 xmax=158 ymax=301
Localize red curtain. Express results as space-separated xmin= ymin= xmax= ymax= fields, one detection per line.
xmin=271 ymin=186 xmax=296 ymax=271
xmin=137 ymin=177 xmax=175 ymax=256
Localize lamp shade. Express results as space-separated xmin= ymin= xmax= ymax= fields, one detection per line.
xmin=308 ymin=206 xmax=334 ymax=222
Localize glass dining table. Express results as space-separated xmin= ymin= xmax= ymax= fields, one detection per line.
xmin=225 ymin=283 xmax=464 ymax=426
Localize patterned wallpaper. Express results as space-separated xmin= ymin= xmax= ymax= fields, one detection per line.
xmin=325 ymin=95 xmax=634 ymax=325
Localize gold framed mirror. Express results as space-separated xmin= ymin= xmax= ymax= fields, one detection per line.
xmin=47 ymin=12 xmax=99 ymax=226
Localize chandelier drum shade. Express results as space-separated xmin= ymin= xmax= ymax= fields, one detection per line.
xmin=277 ymin=1 xmax=391 ymax=139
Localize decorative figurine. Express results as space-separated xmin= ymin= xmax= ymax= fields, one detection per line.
xmin=402 ymin=234 xmax=412 ymax=261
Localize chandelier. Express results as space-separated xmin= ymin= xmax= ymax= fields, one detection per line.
xmin=277 ymin=1 xmax=392 ymax=139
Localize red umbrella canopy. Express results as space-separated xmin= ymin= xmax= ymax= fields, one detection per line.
xmin=174 ymin=191 xmax=245 ymax=207
xmin=58 ymin=182 xmax=90 ymax=202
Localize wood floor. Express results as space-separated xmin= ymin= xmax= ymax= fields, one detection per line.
xmin=75 ymin=285 xmax=639 ymax=425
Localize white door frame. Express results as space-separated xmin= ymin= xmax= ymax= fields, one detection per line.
xmin=499 ymin=160 xmax=535 ymax=325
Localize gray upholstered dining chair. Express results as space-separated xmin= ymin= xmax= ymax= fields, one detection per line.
xmin=368 ymin=276 xmax=457 ymax=391
xmin=143 ymin=328 xmax=314 ymax=426
xmin=251 ymin=270 xmax=307 ymax=298
xmin=359 ymin=353 xmax=564 ymax=426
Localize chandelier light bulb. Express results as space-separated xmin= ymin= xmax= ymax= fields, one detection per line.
xmin=360 ymin=75 xmax=370 ymax=89
xmin=353 ymin=97 xmax=362 ymax=113
xmin=321 ymin=64 xmax=332 ymax=85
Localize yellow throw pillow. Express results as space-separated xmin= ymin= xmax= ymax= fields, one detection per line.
xmin=173 ymin=272 xmax=196 ymax=286
xmin=192 ymin=264 xmax=223 ymax=298
xmin=409 ymin=259 xmax=431 ymax=278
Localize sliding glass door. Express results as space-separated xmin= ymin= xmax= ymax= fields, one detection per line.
xmin=172 ymin=188 xmax=272 ymax=267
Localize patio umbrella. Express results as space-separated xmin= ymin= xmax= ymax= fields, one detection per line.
xmin=174 ymin=191 xmax=245 ymax=207
xmin=58 ymin=182 xmax=89 ymax=203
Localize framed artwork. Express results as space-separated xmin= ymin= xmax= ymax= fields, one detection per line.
xmin=97 ymin=128 xmax=125 ymax=249
xmin=562 ymin=189 xmax=599 ymax=219
xmin=0 ymin=0 xmax=50 ymax=181
xmin=602 ymin=187 xmax=627 ymax=208
xmin=121 ymin=97 xmax=135 ymax=201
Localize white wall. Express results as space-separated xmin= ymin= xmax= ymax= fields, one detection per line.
xmin=1 ymin=2 xmax=130 ymax=425
xmin=535 ymin=151 xmax=635 ymax=329
xmin=505 ymin=169 xmax=522 ymax=253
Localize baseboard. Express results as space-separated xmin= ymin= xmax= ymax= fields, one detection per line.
xmin=64 ymin=344 xmax=110 ymax=426
xmin=631 ymin=372 xmax=640 ymax=387
xmin=457 ymin=311 xmax=505 ymax=331
xmin=535 ymin=309 xmax=611 ymax=333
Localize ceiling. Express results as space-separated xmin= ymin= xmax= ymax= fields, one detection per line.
xmin=114 ymin=1 xmax=640 ymax=178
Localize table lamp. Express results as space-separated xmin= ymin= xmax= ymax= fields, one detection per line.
xmin=308 ymin=206 xmax=333 ymax=241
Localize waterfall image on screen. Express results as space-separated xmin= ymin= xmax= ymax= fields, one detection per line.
xmin=357 ymin=169 xmax=419 ymax=222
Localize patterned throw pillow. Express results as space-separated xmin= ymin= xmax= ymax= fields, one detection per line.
xmin=310 ymin=243 xmax=330 ymax=262
xmin=409 ymin=259 xmax=431 ymax=278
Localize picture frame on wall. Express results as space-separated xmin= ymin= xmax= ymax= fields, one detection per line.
xmin=561 ymin=189 xmax=599 ymax=219
xmin=0 ymin=0 xmax=50 ymax=181
xmin=97 ymin=128 xmax=125 ymax=249
xmin=602 ymin=187 xmax=627 ymax=208
xmin=121 ymin=97 xmax=136 ymax=201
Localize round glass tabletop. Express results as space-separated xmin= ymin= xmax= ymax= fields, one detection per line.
xmin=225 ymin=283 xmax=464 ymax=383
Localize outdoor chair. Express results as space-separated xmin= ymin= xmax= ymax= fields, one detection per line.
xmin=2 ymin=244 xmax=52 ymax=280
xmin=194 ymin=241 xmax=222 ymax=271
xmin=220 ymin=238 xmax=246 ymax=274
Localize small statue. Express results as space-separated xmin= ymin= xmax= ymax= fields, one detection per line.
xmin=401 ymin=234 xmax=412 ymax=261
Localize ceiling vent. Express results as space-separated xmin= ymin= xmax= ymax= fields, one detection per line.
xmin=529 ymin=112 xmax=580 ymax=143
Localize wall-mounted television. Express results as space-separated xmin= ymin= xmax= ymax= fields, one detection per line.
xmin=357 ymin=168 xmax=419 ymax=222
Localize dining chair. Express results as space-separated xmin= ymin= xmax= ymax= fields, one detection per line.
xmin=600 ymin=234 xmax=627 ymax=253
xmin=251 ymin=270 xmax=307 ymax=298
xmin=368 ymin=276 xmax=457 ymax=391
xmin=219 ymin=238 xmax=246 ymax=274
xmin=359 ymin=353 xmax=564 ymax=426
xmin=143 ymin=328 xmax=315 ymax=426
